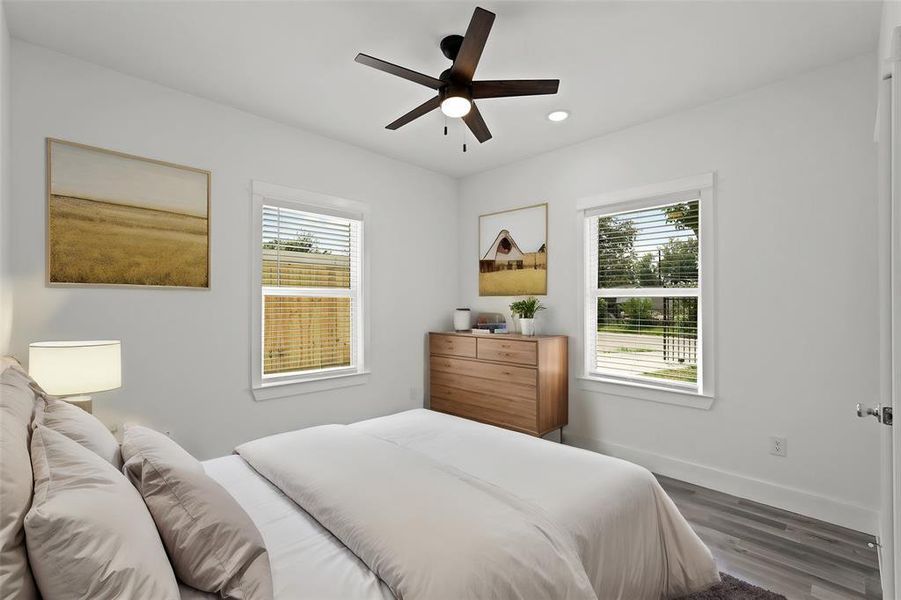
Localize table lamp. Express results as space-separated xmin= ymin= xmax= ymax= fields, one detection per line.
xmin=28 ymin=340 xmax=121 ymax=414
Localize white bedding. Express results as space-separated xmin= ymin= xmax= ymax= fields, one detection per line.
xmin=351 ymin=409 xmax=719 ymax=599
xmin=198 ymin=409 xmax=718 ymax=600
xmin=201 ymin=454 xmax=393 ymax=600
xmin=237 ymin=424 xmax=598 ymax=600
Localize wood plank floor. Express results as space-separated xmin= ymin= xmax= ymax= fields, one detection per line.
xmin=656 ymin=475 xmax=882 ymax=599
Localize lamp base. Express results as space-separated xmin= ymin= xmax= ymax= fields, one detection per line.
xmin=63 ymin=395 xmax=92 ymax=414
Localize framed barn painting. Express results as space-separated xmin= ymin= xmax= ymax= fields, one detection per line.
xmin=46 ymin=139 xmax=210 ymax=288
xmin=479 ymin=203 xmax=547 ymax=296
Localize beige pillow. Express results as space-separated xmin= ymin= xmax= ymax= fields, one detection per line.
xmin=122 ymin=426 xmax=273 ymax=600
xmin=34 ymin=395 xmax=121 ymax=468
xmin=25 ymin=425 xmax=180 ymax=600
xmin=0 ymin=360 xmax=39 ymax=600
xmin=120 ymin=423 xmax=202 ymax=475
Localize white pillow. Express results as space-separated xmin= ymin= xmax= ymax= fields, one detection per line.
xmin=25 ymin=425 xmax=179 ymax=600
xmin=33 ymin=395 xmax=121 ymax=468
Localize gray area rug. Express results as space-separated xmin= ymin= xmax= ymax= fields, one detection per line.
xmin=678 ymin=573 xmax=788 ymax=600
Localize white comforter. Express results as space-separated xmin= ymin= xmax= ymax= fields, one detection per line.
xmin=351 ymin=410 xmax=719 ymax=599
xmin=237 ymin=425 xmax=597 ymax=600
xmin=232 ymin=409 xmax=717 ymax=600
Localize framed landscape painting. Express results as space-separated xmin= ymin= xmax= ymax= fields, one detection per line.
xmin=47 ymin=139 xmax=210 ymax=288
xmin=479 ymin=203 xmax=547 ymax=296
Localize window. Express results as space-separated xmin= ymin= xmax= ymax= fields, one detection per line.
xmin=581 ymin=174 xmax=714 ymax=404
xmin=251 ymin=182 xmax=367 ymax=399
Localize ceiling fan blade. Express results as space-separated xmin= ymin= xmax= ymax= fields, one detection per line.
xmin=355 ymin=53 xmax=444 ymax=90
xmin=386 ymin=96 xmax=442 ymax=130
xmin=449 ymin=7 xmax=495 ymax=82
xmin=472 ymin=79 xmax=560 ymax=99
xmin=462 ymin=102 xmax=492 ymax=143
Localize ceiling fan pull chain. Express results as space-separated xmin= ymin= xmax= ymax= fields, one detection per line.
xmin=462 ymin=126 xmax=467 ymax=153
xmin=444 ymin=114 xmax=448 ymax=136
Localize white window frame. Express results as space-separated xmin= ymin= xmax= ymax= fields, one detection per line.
xmin=577 ymin=173 xmax=715 ymax=409
xmin=251 ymin=181 xmax=370 ymax=401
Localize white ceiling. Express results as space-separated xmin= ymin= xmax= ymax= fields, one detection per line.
xmin=5 ymin=1 xmax=882 ymax=178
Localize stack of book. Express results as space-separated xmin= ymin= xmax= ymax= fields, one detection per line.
xmin=471 ymin=313 xmax=508 ymax=334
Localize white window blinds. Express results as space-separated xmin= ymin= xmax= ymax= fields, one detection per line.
xmin=586 ymin=198 xmax=700 ymax=390
xmin=261 ymin=205 xmax=363 ymax=378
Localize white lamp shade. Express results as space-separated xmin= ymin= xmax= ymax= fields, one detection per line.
xmin=28 ymin=341 xmax=121 ymax=396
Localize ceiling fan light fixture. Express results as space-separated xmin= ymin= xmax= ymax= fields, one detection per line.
xmin=547 ymin=110 xmax=569 ymax=122
xmin=441 ymin=95 xmax=472 ymax=118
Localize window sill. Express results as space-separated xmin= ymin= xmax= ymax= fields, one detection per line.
xmin=577 ymin=375 xmax=714 ymax=409
xmin=252 ymin=370 xmax=370 ymax=401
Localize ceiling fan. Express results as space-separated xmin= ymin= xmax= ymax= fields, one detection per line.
xmin=354 ymin=6 xmax=559 ymax=146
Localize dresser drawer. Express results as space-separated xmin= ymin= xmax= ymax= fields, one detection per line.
xmin=431 ymin=370 xmax=536 ymax=402
xmin=477 ymin=338 xmax=538 ymax=365
xmin=430 ymin=383 xmax=536 ymax=416
xmin=430 ymin=385 xmax=537 ymax=433
xmin=430 ymin=356 xmax=537 ymax=387
xmin=429 ymin=334 xmax=476 ymax=358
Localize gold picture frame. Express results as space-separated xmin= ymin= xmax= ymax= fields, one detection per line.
xmin=46 ymin=138 xmax=211 ymax=289
xmin=478 ymin=202 xmax=548 ymax=296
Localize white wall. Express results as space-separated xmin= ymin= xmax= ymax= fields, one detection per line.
xmin=8 ymin=41 xmax=459 ymax=459
xmin=880 ymin=1 xmax=901 ymax=77
xmin=457 ymin=54 xmax=881 ymax=533
xmin=0 ymin=1 xmax=10 ymax=354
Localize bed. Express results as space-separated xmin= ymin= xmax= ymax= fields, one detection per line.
xmin=195 ymin=409 xmax=719 ymax=600
xmin=3 ymin=354 xmax=717 ymax=600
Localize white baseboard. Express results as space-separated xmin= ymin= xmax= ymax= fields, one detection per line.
xmin=565 ymin=433 xmax=879 ymax=535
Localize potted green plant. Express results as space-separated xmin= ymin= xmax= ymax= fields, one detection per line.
xmin=509 ymin=297 xmax=545 ymax=336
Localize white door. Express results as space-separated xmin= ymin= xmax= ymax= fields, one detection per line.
xmin=890 ymin=57 xmax=901 ymax=600
xmin=871 ymin=41 xmax=900 ymax=599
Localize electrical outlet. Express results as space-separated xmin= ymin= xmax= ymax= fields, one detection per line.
xmin=769 ymin=436 xmax=787 ymax=457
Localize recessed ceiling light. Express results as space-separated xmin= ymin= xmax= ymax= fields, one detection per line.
xmin=547 ymin=110 xmax=569 ymax=122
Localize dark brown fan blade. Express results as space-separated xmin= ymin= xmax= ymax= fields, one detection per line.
xmin=386 ymin=96 xmax=442 ymax=130
xmin=449 ymin=7 xmax=495 ymax=82
xmin=355 ymin=54 xmax=444 ymax=90
xmin=472 ymin=79 xmax=560 ymax=99
xmin=462 ymin=102 xmax=492 ymax=143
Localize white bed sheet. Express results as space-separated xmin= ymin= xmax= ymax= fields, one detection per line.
xmin=200 ymin=455 xmax=394 ymax=600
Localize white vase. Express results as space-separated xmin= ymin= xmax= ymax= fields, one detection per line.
xmin=519 ymin=318 xmax=535 ymax=336
xmin=453 ymin=308 xmax=471 ymax=331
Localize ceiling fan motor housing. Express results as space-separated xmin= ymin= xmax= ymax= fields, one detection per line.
xmin=441 ymin=82 xmax=471 ymax=102
xmin=440 ymin=34 xmax=464 ymax=62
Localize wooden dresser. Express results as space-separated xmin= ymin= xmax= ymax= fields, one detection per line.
xmin=428 ymin=332 xmax=568 ymax=437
